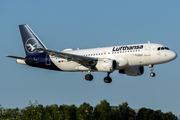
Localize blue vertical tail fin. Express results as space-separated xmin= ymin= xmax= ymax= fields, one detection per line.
xmin=19 ymin=24 xmax=47 ymax=56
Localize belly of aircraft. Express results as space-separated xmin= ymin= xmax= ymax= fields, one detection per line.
xmin=50 ymin=56 xmax=86 ymax=71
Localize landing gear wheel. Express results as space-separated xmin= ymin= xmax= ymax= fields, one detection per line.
xmin=104 ymin=77 xmax=112 ymax=83
xmin=85 ymin=74 xmax=93 ymax=81
xmin=150 ymin=72 xmax=155 ymax=77
xmin=149 ymin=65 xmax=155 ymax=77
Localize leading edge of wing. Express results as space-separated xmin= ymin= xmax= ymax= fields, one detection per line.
xmin=36 ymin=48 xmax=98 ymax=62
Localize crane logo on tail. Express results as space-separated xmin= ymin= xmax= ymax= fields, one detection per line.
xmin=25 ymin=38 xmax=38 ymax=54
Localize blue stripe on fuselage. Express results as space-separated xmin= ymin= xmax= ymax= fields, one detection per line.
xmin=25 ymin=53 xmax=61 ymax=71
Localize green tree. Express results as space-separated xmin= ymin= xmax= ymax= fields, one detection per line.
xmin=161 ymin=112 xmax=178 ymax=120
xmin=0 ymin=100 xmax=178 ymax=120
xmin=0 ymin=108 xmax=20 ymax=119
xmin=154 ymin=110 xmax=163 ymax=120
xmin=44 ymin=105 xmax=52 ymax=119
xmin=76 ymin=102 xmax=93 ymax=120
xmin=11 ymin=108 xmax=21 ymax=119
xmin=0 ymin=104 xmax=2 ymax=118
xmin=93 ymin=100 xmax=111 ymax=120
xmin=34 ymin=104 xmax=44 ymax=120
xmin=137 ymin=108 xmax=154 ymax=120
xmin=21 ymin=100 xmax=38 ymax=119
xmin=118 ymin=102 xmax=136 ymax=120
xmin=58 ymin=104 xmax=77 ymax=120
xmin=58 ymin=105 xmax=67 ymax=120
xmin=109 ymin=106 xmax=122 ymax=120
xmin=44 ymin=104 xmax=60 ymax=120
xmin=69 ymin=104 xmax=77 ymax=120
xmin=137 ymin=108 xmax=178 ymax=120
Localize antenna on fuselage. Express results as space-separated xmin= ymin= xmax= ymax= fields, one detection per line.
xmin=148 ymin=41 xmax=150 ymax=44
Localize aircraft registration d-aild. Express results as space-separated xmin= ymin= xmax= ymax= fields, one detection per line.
xmin=6 ymin=24 xmax=177 ymax=83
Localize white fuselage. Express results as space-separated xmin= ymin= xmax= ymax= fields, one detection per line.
xmin=49 ymin=43 xmax=177 ymax=72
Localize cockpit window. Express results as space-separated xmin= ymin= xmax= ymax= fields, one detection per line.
xmin=157 ymin=47 xmax=170 ymax=51
xmin=164 ymin=47 xmax=169 ymax=50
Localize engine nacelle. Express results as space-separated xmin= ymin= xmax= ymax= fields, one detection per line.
xmin=119 ymin=66 xmax=144 ymax=76
xmin=116 ymin=57 xmax=128 ymax=69
xmin=95 ymin=59 xmax=117 ymax=72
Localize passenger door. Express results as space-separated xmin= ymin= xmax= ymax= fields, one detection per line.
xmin=144 ymin=45 xmax=151 ymax=56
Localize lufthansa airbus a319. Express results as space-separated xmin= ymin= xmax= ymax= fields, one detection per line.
xmin=6 ymin=24 xmax=177 ymax=83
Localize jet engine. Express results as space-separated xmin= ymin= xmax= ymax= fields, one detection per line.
xmin=95 ymin=59 xmax=117 ymax=72
xmin=119 ymin=66 xmax=144 ymax=76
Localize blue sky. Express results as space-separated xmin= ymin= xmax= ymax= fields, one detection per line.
xmin=1 ymin=0 xmax=180 ymax=115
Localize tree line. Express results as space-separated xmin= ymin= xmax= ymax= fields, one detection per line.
xmin=0 ymin=100 xmax=178 ymax=120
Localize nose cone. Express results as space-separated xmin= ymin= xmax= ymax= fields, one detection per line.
xmin=169 ymin=51 xmax=177 ymax=61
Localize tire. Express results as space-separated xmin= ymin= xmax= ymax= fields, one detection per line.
xmin=85 ymin=74 xmax=93 ymax=81
xmin=104 ymin=77 xmax=112 ymax=83
xmin=150 ymin=72 xmax=155 ymax=77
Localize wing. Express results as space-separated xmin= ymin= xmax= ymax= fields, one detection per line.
xmin=36 ymin=48 xmax=98 ymax=65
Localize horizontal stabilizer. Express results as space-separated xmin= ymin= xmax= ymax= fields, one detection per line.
xmin=5 ymin=55 xmax=37 ymax=62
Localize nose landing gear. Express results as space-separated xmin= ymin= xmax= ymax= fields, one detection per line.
xmin=149 ymin=64 xmax=155 ymax=77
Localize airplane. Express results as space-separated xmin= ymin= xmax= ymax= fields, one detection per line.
xmin=6 ymin=24 xmax=177 ymax=83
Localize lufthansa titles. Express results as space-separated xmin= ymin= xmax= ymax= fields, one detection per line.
xmin=112 ymin=45 xmax=143 ymax=51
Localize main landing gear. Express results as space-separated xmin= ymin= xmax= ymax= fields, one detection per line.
xmin=85 ymin=69 xmax=93 ymax=81
xmin=149 ymin=64 xmax=155 ymax=77
xmin=85 ymin=68 xmax=112 ymax=83
xmin=104 ymin=72 xmax=112 ymax=83
xmin=85 ymin=74 xmax=93 ymax=81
